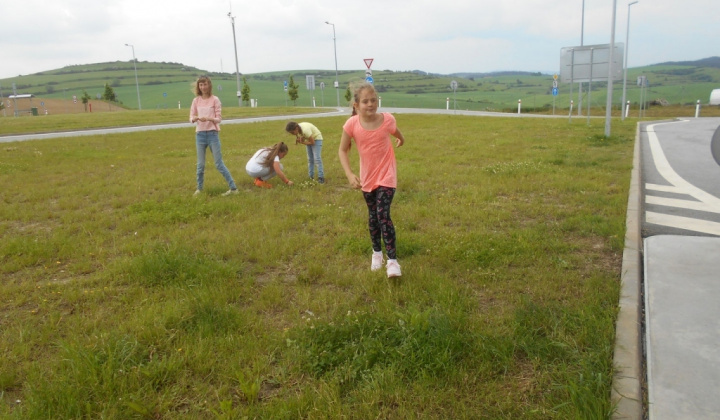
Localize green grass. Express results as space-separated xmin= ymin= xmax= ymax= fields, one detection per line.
xmin=3 ymin=59 xmax=719 ymax=111
xmin=0 ymin=107 xmax=331 ymax=136
xmin=0 ymin=113 xmax=636 ymax=419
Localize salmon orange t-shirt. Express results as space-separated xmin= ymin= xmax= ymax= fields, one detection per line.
xmin=342 ymin=112 xmax=397 ymax=192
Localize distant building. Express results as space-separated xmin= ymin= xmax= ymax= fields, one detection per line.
xmin=8 ymin=94 xmax=37 ymax=116
xmin=710 ymin=89 xmax=720 ymax=106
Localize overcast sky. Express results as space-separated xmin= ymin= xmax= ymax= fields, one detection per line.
xmin=1 ymin=0 xmax=717 ymax=80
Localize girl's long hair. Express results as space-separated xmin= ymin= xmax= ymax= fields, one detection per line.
xmin=193 ymin=76 xmax=213 ymax=97
xmin=261 ymin=142 xmax=289 ymax=167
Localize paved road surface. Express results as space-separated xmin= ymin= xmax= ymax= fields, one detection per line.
xmin=639 ymin=117 xmax=720 ymax=420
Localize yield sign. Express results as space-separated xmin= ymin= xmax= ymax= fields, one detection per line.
xmin=363 ymin=58 xmax=374 ymax=69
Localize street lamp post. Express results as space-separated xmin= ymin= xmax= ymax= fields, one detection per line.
xmin=578 ymin=0 xmax=585 ymax=116
xmin=228 ymin=12 xmax=242 ymax=107
xmin=604 ymin=0 xmax=618 ymax=137
xmin=325 ymin=21 xmax=340 ymax=108
xmin=125 ymin=44 xmax=142 ymax=110
xmin=621 ymin=1 xmax=639 ymax=121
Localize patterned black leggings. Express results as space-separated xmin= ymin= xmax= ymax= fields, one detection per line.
xmin=363 ymin=186 xmax=397 ymax=259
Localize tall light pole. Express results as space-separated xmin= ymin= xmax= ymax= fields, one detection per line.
xmin=228 ymin=12 xmax=242 ymax=107
xmin=621 ymin=1 xmax=639 ymax=121
xmin=604 ymin=0 xmax=618 ymax=137
xmin=325 ymin=21 xmax=340 ymax=107
xmin=125 ymin=44 xmax=142 ymax=110
xmin=578 ymin=0 xmax=585 ymax=116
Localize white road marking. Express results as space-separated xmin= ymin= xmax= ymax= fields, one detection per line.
xmin=646 ymin=212 xmax=720 ymax=236
xmin=645 ymin=122 xmax=720 ymax=234
xmin=645 ymin=195 xmax=720 ymax=214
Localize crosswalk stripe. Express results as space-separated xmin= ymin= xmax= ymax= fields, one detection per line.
xmin=645 ymin=195 xmax=720 ymax=214
xmin=646 ymin=211 xmax=720 ymax=236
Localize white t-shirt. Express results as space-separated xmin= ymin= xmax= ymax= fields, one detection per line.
xmin=245 ymin=149 xmax=279 ymax=173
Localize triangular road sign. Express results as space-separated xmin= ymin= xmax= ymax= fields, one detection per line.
xmin=364 ymin=58 xmax=374 ymax=69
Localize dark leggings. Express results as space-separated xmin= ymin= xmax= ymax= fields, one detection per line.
xmin=363 ymin=186 xmax=397 ymax=259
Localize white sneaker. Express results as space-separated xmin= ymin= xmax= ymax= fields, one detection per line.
xmin=386 ymin=260 xmax=402 ymax=278
xmin=193 ymin=189 xmax=202 ymax=197
xmin=371 ymin=252 xmax=384 ymax=271
xmin=221 ymin=189 xmax=239 ymax=196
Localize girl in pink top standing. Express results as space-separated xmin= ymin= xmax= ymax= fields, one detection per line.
xmin=338 ymin=83 xmax=406 ymax=278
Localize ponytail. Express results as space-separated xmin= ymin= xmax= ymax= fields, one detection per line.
xmin=261 ymin=142 xmax=289 ymax=167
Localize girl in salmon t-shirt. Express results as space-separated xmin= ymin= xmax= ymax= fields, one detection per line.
xmin=338 ymin=83 xmax=407 ymax=278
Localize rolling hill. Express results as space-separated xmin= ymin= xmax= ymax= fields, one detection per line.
xmin=1 ymin=57 xmax=718 ymax=112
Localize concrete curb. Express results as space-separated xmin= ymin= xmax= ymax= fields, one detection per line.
xmin=611 ymin=123 xmax=644 ymax=419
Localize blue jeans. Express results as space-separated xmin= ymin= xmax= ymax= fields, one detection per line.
xmin=196 ymin=130 xmax=236 ymax=191
xmin=306 ymin=140 xmax=324 ymax=179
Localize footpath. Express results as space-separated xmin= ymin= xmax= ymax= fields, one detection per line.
xmin=612 ymin=123 xmax=720 ymax=420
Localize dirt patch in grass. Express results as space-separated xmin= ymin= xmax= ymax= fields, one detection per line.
xmin=6 ymin=97 xmax=126 ymax=116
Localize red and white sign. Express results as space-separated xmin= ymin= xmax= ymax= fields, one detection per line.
xmin=363 ymin=58 xmax=374 ymax=69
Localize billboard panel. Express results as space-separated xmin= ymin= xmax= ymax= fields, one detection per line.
xmin=560 ymin=43 xmax=624 ymax=83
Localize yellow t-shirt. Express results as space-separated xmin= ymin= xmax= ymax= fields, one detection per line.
xmin=298 ymin=122 xmax=323 ymax=141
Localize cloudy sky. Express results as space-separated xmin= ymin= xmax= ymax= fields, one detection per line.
xmin=1 ymin=0 xmax=717 ymax=80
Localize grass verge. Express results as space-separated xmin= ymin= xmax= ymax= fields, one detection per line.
xmin=0 ymin=114 xmax=635 ymax=419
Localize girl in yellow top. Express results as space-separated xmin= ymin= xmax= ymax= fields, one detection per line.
xmin=285 ymin=121 xmax=325 ymax=184
xmin=338 ymin=83 xmax=406 ymax=278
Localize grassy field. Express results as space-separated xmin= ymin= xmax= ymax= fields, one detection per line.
xmin=0 ymin=111 xmax=637 ymax=419
xmin=0 ymin=107 xmax=331 ymax=136
xmin=2 ymin=59 xmax=719 ymax=112
xmin=2 ymin=100 xmax=719 ymax=139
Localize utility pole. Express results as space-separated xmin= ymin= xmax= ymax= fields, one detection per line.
xmin=325 ymin=21 xmax=340 ymax=107
xmin=605 ymin=0 xmax=618 ymax=137
xmin=228 ymin=11 xmax=242 ymax=107
xmin=621 ymin=1 xmax=639 ymax=121
xmin=125 ymin=44 xmax=142 ymax=110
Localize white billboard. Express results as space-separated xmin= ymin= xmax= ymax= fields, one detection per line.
xmin=560 ymin=43 xmax=624 ymax=83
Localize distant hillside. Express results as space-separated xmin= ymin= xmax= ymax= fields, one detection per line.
xmin=654 ymin=56 xmax=720 ymax=69
xmin=411 ymin=70 xmax=546 ymax=78
xmin=2 ymin=57 xmax=718 ymax=111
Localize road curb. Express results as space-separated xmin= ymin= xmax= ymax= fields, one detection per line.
xmin=611 ymin=123 xmax=644 ymax=419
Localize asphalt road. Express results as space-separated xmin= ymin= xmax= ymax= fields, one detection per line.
xmin=0 ymin=107 xmax=568 ymax=144
xmin=638 ymin=117 xmax=720 ymax=420
xmin=641 ymin=117 xmax=720 ymax=236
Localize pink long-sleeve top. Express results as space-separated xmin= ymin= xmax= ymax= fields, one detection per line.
xmin=189 ymin=95 xmax=222 ymax=132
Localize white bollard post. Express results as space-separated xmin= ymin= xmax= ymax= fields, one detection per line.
xmin=625 ymin=101 xmax=630 ymax=118
xmin=695 ymin=100 xmax=701 ymax=118
xmin=379 ymin=96 xmax=382 ymax=108
xmin=517 ymin=99 xmax=522 ymax=114
xmin=178 ymin=101 xmax=181 ymax=109
xmin=312 ymin=97 xmax=316 ymax=108
xmin=446 ymin=97 xmax=450 ymax=110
